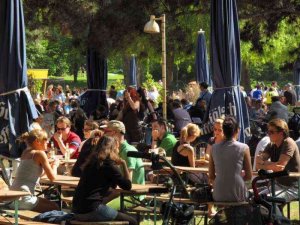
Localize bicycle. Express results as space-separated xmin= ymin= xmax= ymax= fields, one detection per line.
xmin=209 ymin=170 xmax=291 ymax=225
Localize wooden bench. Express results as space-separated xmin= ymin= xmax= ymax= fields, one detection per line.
xmin=2 ymin=210 xmax=129 ymax=225
xmin=129 ymin=205 xmax=208 ymax=224
xmin=4 ymin=209 xmax=40 ymax=220
xmin=0 ymin=217 xmax=52 ymax=225
xmin=61 ymin=196 xmax=73 ymax=204
xmin=145 ymin=195 xmax=199 ymax=204
xmin=70 ymin=221 xmax=129 ymax=225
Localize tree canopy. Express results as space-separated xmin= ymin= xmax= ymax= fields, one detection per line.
xmin=23 ymin=0 xmax=300 ymax=89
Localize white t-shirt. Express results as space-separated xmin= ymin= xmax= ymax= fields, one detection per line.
xmin=253 ymin=136 xmax=270 ymax=171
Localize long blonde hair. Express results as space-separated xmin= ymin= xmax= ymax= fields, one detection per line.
xmin=180 ymin=123 xmax=200 ymax=143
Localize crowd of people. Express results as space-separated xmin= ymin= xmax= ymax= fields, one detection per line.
xmin=3 ymin=80 xmax=300 ymax=223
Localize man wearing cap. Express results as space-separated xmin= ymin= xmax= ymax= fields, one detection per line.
xmin=104 ymin=120 xmax=145 ymax=186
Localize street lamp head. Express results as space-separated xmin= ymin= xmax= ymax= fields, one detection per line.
xmin=144 ymin=15 xmax=160 ymax=34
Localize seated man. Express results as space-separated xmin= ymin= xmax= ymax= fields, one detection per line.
xmin=51 ymin=116 xmax=81 ymax=159
xmin=104 ymin=120 xmax=145 ymax=209
xmin=256 ymin=118 xmax=300 ymax=202
xmin=152 ymin=118 xmax=177 ymax=157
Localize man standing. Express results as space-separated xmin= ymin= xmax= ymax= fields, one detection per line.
xmin=152 ymin=118 xmax=177 ymax=157
xmin=198 ymin=82 xmax=212 ymax=105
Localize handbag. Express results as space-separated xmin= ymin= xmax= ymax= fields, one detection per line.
xmin=190 ymin=183 xmax=213 ymax=203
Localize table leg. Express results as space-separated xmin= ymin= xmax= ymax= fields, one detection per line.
xmin=271 ymin=179 xmax=276 ymax=216
xmin=120 ymin=193 xmax=124 ymax=212
xmin=298 ymin=178 xmax=300 ymax=219
xmin=153 ymin=194 xmax=157 ymax=225
xmin=14 ymin=200 xmax=18 ymax=225
xmin=58 ymin=185 xmax=62 ymax=210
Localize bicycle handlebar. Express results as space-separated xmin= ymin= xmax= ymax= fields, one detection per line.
xmin=258 ymin=169 xmax=289 ymax=179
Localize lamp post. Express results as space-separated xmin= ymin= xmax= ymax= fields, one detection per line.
xmin=144 ymin=14 xmax=167 ymax=120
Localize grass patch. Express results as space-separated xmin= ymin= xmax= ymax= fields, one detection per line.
xmin=140 ymin=202 xmax=300 ymax=225
xmin=48 ymin=73 xmax=124 ymax=90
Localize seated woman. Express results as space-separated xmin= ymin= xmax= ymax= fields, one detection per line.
xmin=72 ymin=136 xmax=137 ymax=225
xmin=205 ymin=117 xmax=225 ymax=160
xmin=10 ymin=129 xmax=59 ymax=212
xmin=71 ymin=129 xmax=103 ymax=177
xmin=171 ymin=123 xmax=200 ymax=167
xmin=209 ymin=116 xmax=252 ymax=202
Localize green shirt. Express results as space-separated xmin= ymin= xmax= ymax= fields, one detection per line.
xmin=120 ymin=141 xmax=145 ymax=185
xmin=158 ymin=132 xmax=177 ymax=156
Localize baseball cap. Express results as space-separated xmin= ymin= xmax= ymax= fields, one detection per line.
xmin=105 ymin=120 xmax=126 ymax=134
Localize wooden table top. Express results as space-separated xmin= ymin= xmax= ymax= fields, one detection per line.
xmin=40 ymin=175 xmax=165 ymax=193
xmin=0 ymin=190 xmax=30 ymax=201
xmin=252 ymin=171 xmax=300 ymax=177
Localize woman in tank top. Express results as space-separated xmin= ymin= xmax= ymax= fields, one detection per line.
xmin=171 ymin=123 xmax=200 ymax=167
xmin=10 ymin=129 xmax=59 ymax=212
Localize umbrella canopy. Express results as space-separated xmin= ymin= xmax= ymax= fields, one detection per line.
xmin=79 ymin=48 xmax=108 ymax=116
xmin=293 ymin=60 xmax=300 ymax=101
xmin=129 ymin=55 xmax=137 ymax=87
xmin=203 ymin=0 xmax=250 ymax=142
xmin=195 ymin=30 xmax=211 ymax=85
xmin=0 ymin=0 xmax=38 ymax=157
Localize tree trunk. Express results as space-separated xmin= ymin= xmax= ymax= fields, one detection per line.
xmin=73 ymin=63 xmax=79 ymax=83
xmin=241 ymin=61 xmax=251 ymax=92
xmin=123 ymin=55 xmax=130 ymax=87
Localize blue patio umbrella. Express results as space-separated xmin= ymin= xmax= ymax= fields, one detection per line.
xmin=129 ymin=55 xmax=137 ymax=87
xmin=195 ymin=30 xmax=211 ymax=85
xmin=0 ymin=0 xmax=38 ymax=157
xmin=293 ymin=60 xmax=300 ymax=101
xmin=203 ymin=0 xmax=250 ymax=142
xmin=79 ymin=48 xmax=108 ymax=116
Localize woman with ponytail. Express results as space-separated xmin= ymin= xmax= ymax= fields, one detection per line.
xmin=171 ymin=123 xmax=200 ymax=167
xmin=10 ymin=129 xmax=59 ymax=212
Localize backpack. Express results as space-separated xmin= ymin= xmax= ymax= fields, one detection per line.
xmin=288 ymin=111 xmax=300 ymax=140
xmin=33 ymin=210 xmax=74 ymax=224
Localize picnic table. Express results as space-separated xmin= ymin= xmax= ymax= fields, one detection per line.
xmin=0 ymin=190 xmax=31 ymax=225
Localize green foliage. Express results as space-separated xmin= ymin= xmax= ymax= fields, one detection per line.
xmin=141 ymin=71 xmax=162 ymax=103
xmin=111 ymin=79 xmax=126 ymax=92
xmin=27 ymin=75 xmax=43 ymax=97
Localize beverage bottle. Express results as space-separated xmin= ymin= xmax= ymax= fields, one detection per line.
xmin=65 ymin=143 xmax=70 ymax=162
xmin=50 ymin=141 xmax=55 ymax=159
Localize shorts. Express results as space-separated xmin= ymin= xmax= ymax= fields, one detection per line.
xmin=9 ymin=195 xmax=39 ymax=210
xmin=9 ymin=185 xmax=38 ymax=210
xmin=74 ymin=204 xmax=118 ymax=222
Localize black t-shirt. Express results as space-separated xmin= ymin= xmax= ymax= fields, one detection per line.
xmin=171 ymin=141 xmax=190 ymax=167
xmin=71 ymin=139 xmax=93 ymax=177
xmin=72 ymin=158 xmax=131 ymax=214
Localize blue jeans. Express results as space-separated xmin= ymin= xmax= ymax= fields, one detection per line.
xmin=74 ymin=204 xmax=118 ymax=222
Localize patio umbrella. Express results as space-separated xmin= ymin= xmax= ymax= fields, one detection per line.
xmin=129 ymin=55 xmax=137 ymax=87
xmin=195 ymin=29 xmax=211 ymax=85
xmin=79 ymin=48 xmax=108 ymax=116
xmin=293 ymin=60 xmax=300 ymax=101
xmin=203 ymin=0 xmax=250 ymax=142
xmin=0 ymin=0 xmax=38 ymax=157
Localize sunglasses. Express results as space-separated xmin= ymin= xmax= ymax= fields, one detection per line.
xmin=214 ymin=128 xmax=223 ymax=132
xmin=56 ymin=127 xmax=67 ymax=131
xmin=267 ymin=130 xmax=279 ymax=135
xmin=83 ymin=128 xmax=92 ymax=132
